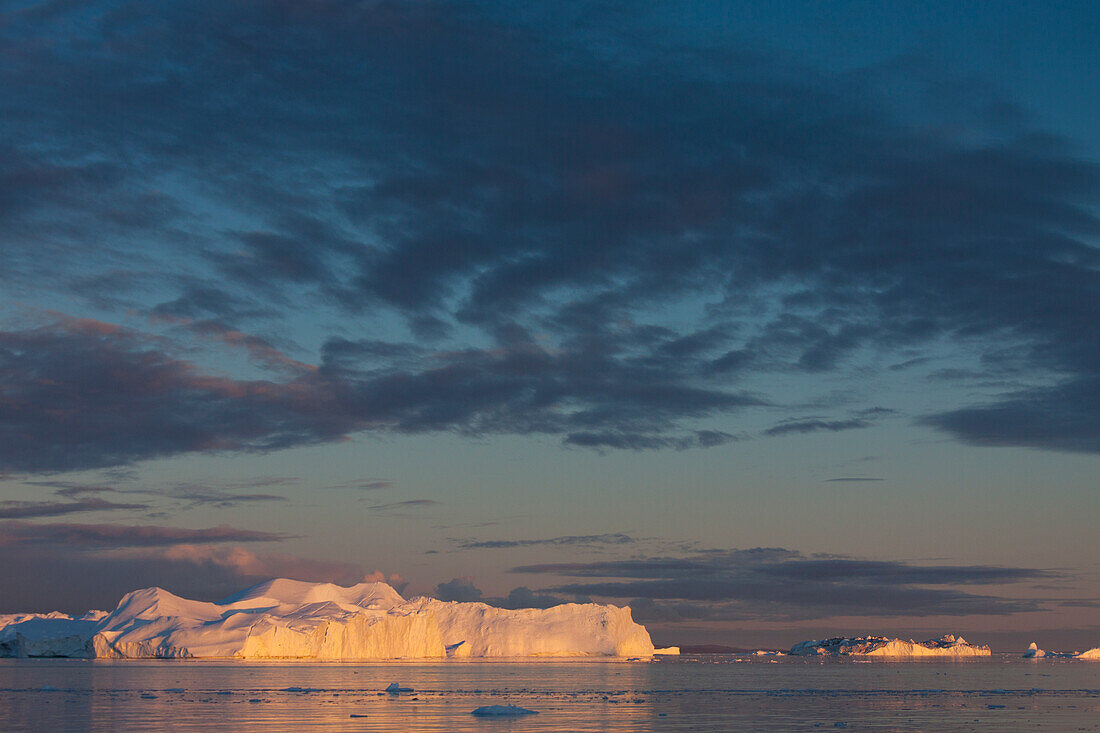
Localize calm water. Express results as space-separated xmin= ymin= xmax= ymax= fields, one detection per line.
xmin=0 ymin=655 xmax=1097 ymax=731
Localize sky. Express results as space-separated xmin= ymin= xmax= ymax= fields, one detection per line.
xmin=0 ymin=0 xmax=1097 ymax=651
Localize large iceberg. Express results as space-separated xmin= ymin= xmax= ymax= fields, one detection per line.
xmin=0 ymin=578 xmax=655 ymax=660
xmin=0 ymin=611 xmax=107 ymax=658
xmin=789 ymin=634 xmax=990 ymax=657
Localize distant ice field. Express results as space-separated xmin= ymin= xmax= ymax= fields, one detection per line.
xmin=0 ymin=655 xmax=1097 ymax=731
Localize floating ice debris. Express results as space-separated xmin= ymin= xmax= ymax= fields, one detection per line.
xmin=385 ymin=683 xmax=413 ymax=694
xmin=653 ymin=647 xmax=680 ymax=655
xmin=471 ymin=705 xmax=539 ymax=717
xmin=0 ymin=578 xmax=655 ymax=659
xmin=789 ymin=634 xmax=990 ymax=657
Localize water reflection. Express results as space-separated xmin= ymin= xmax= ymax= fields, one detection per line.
xmin=0 ymin=657 xmax=1097 ymax=732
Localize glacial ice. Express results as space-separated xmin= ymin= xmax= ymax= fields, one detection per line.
xmin=0 ymin=578 xmax=655 ymax=660
xmin=1021 ymin=643 xmax=1100 ymax=659
xmin=789 ymin=634 xmax=991 ymax=657
xmin=0 ymin=611 xmax=106 ymax=658
xmin=1023 ymin=642 xmax=1046 ymax=658
xmin=405 ymin=597 xmax=655 ymax=658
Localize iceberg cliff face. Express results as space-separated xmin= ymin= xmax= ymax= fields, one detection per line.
xmin=407 ymin=598 xmax=654 ymax=658
xmin=789 ymin=634 xmax=991 ymax=657
xmin=0 ymin=579 xmax=654 ymax=660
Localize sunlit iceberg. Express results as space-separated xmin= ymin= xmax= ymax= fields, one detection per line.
xmin=0 ymin=578 xmax=655 ymax=660
xmin=1022 ymin=643 xmax=1100 ymax=660
xmin=1023 ymin=642 xmax=1046 ymax=658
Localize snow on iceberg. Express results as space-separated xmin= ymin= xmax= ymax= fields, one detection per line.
xmin=0 ymin=578 xmax=655 ymax=660
xmin=789 ymin=634 xmax=991 ymax=657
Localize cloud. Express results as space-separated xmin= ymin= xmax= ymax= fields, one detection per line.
xmin=362 ymin=570 xmax=409 ymax=594
xmin=0 ymin=516 xmax=367 ymax=612
xmin=510 ymin=548 xmax=1057 ymax=620
xmin=454 ymin=533 xmax=636 ymax=550
xmin=921 ymin=377 xmax=1100 ymax=453
xmin=327 ymin=479 xmax=394 ymax=491
xmin=0 ymin=320 xmax=357 ymax=473
xmin=152 ymin=487 xmax=289 ymax=509
xmin=0 ymin=498 xmax=148 ymax=519
xmin=0 ymin=0 xmax=1096 ymax=464
xmin=498 ymin=586 xmax=579 ymax=610
xmin=0 ymin=521 xmax=290 ymax=548
xmin=763 ymin=418 xmax=872 ymax=437
xmin=364 ymin=499 xmax=440 ymax=513
xmin=433 ymin=577 xmax=484 ymax=603
xmin=0 ymin=541 xmax=370 ymax=613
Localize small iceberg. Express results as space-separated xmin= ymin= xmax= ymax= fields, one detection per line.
xmin=1023 ymin=642 xmax=1046 ymax=658
xmin=385 ymin=682 xmax=413 ymax=694
xmin=471 ymin=705 xmax=539 ymax=717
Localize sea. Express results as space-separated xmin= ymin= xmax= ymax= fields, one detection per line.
xmin=0 ymin=654 xmax=1097 ymax=731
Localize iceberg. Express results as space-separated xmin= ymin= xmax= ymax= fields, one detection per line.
xmin=0 ymin=611 xmax=106 ymax=658
xmin=0 ymin=578 xmax=654 ymax=660
xmin=1020 ymin=643 xmax=1100 ymax=659
xmin=404 ymin=597 xmax=655 ymax=658
xmin=1023 ymin=642 xmax=1046 ymax=658
xmin=789 ymin=634 xmax=990 ymax=657
xmin=471 ymin=705 xmax=538 ymax=716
